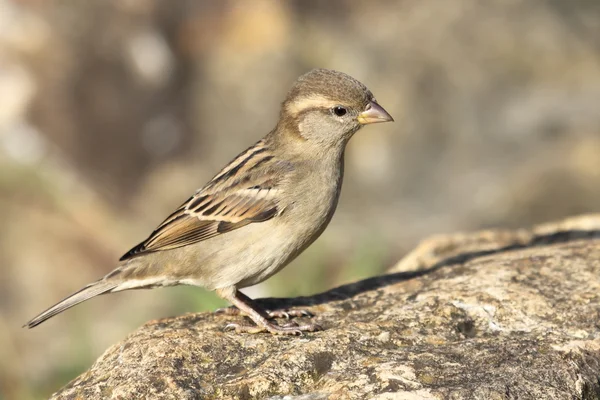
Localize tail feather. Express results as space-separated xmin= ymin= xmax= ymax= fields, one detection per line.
xmin=24 ymin=281 xmax=118 ymax=328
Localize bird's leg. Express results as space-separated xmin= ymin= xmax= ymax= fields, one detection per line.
xmin=215 ymin=287 xmax=322 ymax=335
xmin=214 ymin=290 xmax=314 ymax=319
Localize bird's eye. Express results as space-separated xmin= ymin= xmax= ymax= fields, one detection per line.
xmin=333 ymin=106 xmax=347 ymax=117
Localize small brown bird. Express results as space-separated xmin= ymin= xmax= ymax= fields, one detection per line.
xmin=25 ymin=68 xmax=393 ymax=335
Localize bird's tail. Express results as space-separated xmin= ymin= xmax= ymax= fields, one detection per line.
xmin=24 ymin=280 xmax=118 ymax=328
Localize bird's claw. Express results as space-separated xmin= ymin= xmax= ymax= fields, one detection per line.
xmin=217 ymin=306 xmax=314 ymax=320
xmin=224 ymin=323 xmax=264 ymax=334
xmin=223 ymin=321 xmax=322 ymax=336
xmin=266 ymin=309 xmax=313 ymax=319
xmin=215 ymin=306 xmax=240 ymax=316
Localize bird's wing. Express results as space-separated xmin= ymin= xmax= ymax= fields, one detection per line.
xmin=120 ymin=143 xmax=290 ymax=261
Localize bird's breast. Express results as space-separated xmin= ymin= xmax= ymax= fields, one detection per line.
xmin=281 ymin=156 xmax=345 ymax=245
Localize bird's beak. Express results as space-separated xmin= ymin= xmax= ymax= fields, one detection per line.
xmin=357 ymin=101 xmax=394 ymax=125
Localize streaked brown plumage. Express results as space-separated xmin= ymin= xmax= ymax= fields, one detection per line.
xmin=25 ymin=68 xmax=393 ymax=335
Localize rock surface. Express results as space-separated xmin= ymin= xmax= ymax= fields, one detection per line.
xmin=53 ymin=215 xmax=600 ymax=399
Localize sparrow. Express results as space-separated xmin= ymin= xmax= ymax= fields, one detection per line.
xmin=25 ymin=68 xmax=393 ymax=335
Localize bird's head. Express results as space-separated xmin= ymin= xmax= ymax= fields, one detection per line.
xmin=280 ymin=69 xmax=393 ymax=147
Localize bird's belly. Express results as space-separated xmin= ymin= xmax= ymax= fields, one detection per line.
xmin=161 ymin=218 xmax=307 ymax=290
xmin=229 ymin=187 xmax=339 ymax=288
xmin=138 ymin=186 xmax=339 ymax=291
xmin=233 ymin=200 xmax=336 ymax=288
xmin=208 ymin=208 xmax=333 ymax=289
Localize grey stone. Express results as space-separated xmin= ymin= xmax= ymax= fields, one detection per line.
xmin=52 ymin=215 xmax=600 ymax=399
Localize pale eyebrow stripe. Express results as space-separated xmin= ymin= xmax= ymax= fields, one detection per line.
xmin=286 ymin=95 xmax=338 ymax=116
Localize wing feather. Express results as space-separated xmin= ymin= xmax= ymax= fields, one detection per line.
xmin=119 ymin=153 xmax=285 ymax=261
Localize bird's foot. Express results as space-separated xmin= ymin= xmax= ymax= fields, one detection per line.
xmin=215 ymin=288 xmax=322 ymax=335
xmin=214 ymin=306 xmax=242 ymax=316
xmin=267 ymin=309 xmax=313 ymax=319
xmin=224 ymin=320 xmax=322 ymax=336
xmin=215 ymin=306 xmax=313 ymax=320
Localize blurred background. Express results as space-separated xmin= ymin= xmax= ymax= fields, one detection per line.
xmin=1 ymin=0 xmax=600 ymax=398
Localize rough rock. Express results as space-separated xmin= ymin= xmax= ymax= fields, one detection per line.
xmin=53 ymin=215 xmax=600 ymax=399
